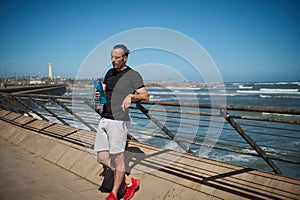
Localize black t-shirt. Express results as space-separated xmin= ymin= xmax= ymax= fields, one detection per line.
xmin=102 ymin=66 xmax=144 ymax=121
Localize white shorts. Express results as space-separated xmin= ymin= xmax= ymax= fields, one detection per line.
xmin=94 ymin=118 xmax=130 ymax=154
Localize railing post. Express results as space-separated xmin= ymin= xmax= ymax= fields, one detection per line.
xmin=221 ymin=109 xmax=282 ymax=174
xmin=0 ymin=95 xmax=15 ymax=111
xmin=51 ymin=97 xmax=97 ymax=132
xmin=136 ymin=102 xmax=194 ymax=154
xmin=84 ymin=100 xmax=101 ymax=115
xmin=12 ymin=96 xmax=49 ymax=121
xmin=2 ymin=95 xmax=34 ymax=117
xmin=29 ymin=97 xmax=69 ymax=126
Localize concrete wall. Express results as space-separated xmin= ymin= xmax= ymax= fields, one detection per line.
xmin=0 ymin=84 xmax=66 ymax=95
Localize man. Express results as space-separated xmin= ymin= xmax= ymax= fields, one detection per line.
xmin=94 ymin=44 xmax=149 ymax=200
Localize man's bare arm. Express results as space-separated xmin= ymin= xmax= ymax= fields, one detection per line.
xmin=121 ymin=87 xmax=149 ymax=111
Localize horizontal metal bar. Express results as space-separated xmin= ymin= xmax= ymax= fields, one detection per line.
xmin=229 ymin=115 xmax=300 ymax=125
xmin=140 ymin=101 xmax=300 ymax=115
xmin=2 ymin=92 xmax=300 ymax=116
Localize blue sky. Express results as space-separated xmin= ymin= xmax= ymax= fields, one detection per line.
xmin=0 ymin=0 xmax=299 ymax=82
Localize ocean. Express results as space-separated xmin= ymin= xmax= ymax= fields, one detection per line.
xmin=67 ymin=81 xmax=300 ymax=179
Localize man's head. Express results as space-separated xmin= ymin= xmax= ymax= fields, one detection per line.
xmin=111 ymin=44 xmax=130 ymax=71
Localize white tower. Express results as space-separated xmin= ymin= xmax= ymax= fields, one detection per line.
xmin=48 ymin=62 xmax=53 ymax=80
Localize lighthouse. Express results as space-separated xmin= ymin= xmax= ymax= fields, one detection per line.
xmin=48 ymin=62 xmax=53 ymax=80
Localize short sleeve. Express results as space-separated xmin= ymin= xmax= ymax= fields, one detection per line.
xmin=130 ymin=70 xmax=144 ymax=91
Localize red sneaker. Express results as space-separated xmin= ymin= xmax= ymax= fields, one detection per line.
xmin=105 ymin=192 xmax=117 ymax=200
xmin=123 ymin=178 xmax=140 ymax=200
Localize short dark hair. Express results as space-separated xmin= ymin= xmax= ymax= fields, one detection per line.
xmin=113 ymin=44 xmax=130 ymax=56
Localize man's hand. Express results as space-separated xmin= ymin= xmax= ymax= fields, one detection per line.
xmin=95 ymin=91 xmax=100 ymax=98
xmin=121 ymin=95 xmax=132 ymax=111
xmin=95 ymin=83 xmax=105 ymax=99
xmin=121 ymin=87 xmax=149 ymax=111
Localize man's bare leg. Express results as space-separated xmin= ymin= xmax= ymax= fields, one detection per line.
xmin=97 ymin=151 xmax=132 ymax=195
xmin=111 ymin=153 xmax=125 ymax=195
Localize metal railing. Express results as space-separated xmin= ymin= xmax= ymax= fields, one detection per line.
xmin=0 ymin=92 xmax=299 ymax=177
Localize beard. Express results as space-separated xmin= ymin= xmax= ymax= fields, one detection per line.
xmin=113 ymin=60 xmax=126 ymax=71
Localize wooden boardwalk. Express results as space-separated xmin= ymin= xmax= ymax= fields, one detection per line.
xmin=0 ymin=109 xmax=299 ymax=200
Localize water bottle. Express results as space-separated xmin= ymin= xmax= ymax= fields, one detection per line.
xmin=96 ymin=80 xmax=106 ymax=104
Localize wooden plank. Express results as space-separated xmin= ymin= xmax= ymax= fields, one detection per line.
xmin=13 ymin=116 xmax=35 ymax=126
xmin=25 ymin=120 xmax=54 ymax=131
xmin=43 ymin=123 xmax=77 ymax=137
xmin=0 ymin=110 xmax=11 ymax=117
xmin=66 ymin=129 xmax=96 ymax=147
xmin=3 ymin=112 xmax=22 ymax=121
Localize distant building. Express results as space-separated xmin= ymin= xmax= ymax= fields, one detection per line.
xmin=48 ymin=62 xmax=53 ymax=80
xmin=30 ymin=80 xmax=44 ymax=84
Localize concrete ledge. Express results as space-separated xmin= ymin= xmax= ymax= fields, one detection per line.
xmin=0 ymin=134 xmax=102 ymax=200
xmin=1 ymin=110 xmax=300 ymax=200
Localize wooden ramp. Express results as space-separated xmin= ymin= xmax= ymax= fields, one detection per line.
xmin=0 ymin=109 xmax=299 ymax=200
